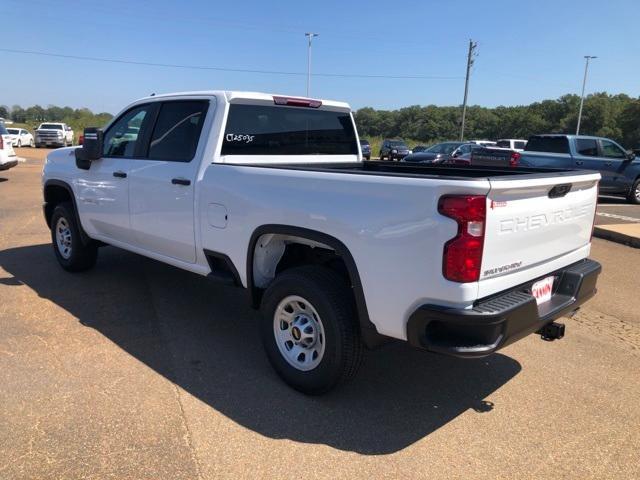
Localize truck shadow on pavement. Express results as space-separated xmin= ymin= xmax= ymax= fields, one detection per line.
xmin=0 ymin=244 xmax=522 ymax=455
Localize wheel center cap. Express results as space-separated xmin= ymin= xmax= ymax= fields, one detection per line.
xmin=291 ymin=326 xmax=301 ymax=341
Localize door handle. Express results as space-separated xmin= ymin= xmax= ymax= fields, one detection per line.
xmin=113 ymin=171 xmax=127 ymax=178
xmin=605 ymin=162 xmax=613 ymax=166
xmin=575 ymin=161 xmax=583 ymax=166
xmin=171 ymin=178 xmax=191 ymax=186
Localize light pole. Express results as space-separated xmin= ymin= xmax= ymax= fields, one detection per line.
xmin=576 ymin=55 xmax=597 ymax=135
xmin=305 ymin=33 xmax=318 ymax=97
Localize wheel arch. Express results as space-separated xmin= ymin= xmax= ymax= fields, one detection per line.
xmin=247 ymin=224 xmax=385 ymax=348
xmin=43 ymin=179 xmax=91 ymax=245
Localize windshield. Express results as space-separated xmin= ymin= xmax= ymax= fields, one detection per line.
xmin=39 ymin=124 xmax=63 ymax=130
xmin=388 ymin=141 xmax=407 ymax=148
xmin=7 ymin=128 xmax=19 ymax=134
xmin=222 ymin=104 xmax=358 ymax=156
xmin=426 ymin=142 xmax=462 ymax=154
xmin=359 ymin=140 xmax=370 ymax=145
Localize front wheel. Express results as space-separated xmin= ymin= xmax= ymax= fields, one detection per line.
xmin=29 ymin=139 xmax=34 ymax=147
xmin=17 ymin=140 xmax=22 ymax=147
xmin=51 ymin=202 xmax=98 ymax=271
xmin=260 ymin=266 xmax=363 ymax=395
xmin=627 ymin=179 xmax=640 ymax=204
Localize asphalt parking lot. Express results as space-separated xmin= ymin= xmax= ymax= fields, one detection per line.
xmin=1 ymin=148 xmax=640 ymax=479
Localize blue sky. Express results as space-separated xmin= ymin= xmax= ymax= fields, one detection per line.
xmin=1 ymin=0 xmax=638 ymax=114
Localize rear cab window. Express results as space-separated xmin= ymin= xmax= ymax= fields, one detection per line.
xmin=525 ymin=136 xmax=570 ymax=154
xmin=221 ymin=104 xmax=358 ymax=158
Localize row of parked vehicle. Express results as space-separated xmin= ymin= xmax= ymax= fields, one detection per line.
xmin=1 ymin=122 xmax=75 ymax=149
xmin=361 ymin=135 xmax=639 ymax=204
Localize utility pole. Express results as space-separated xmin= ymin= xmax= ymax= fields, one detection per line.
xmin=305 ymin=33 xmax=319 ymax=97
xmin=576 ymin=55 xmax=597 ymax=135
xmin=459 ymin=39 xmax=477 ymax=141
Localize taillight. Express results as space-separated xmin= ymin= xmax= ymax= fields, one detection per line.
xmin=273 ymin=96 xmax=322 ymax=108
xmin=438 ymin=195 xmax=486 ymax=283
xmin=79 ymin=134 xmax=84 ymax=145
xmin=509 ymin=151 xmax=521 ymax=167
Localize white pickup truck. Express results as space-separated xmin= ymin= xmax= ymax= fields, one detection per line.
xmin=35 ymin=122 xmax=74 ymax=148
xmin=42 ymin=91 xmax=602 ymax=394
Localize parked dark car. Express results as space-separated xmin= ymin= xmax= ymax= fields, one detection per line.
xmin=379 ymin=139 xmax=411 ymax=161
xmin=359 ymin=139 xmax=371 ymax=160
xmin=402 ymin=142 xmax=480 ymax=164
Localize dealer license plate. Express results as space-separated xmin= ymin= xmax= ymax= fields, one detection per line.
xmin=531 ymin=276 xmax=554 ymax=305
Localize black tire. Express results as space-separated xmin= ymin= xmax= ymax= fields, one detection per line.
xmin=50 ymin=202 xmax=98 ymax=272
xmin=260 ymin=266 xmax=363 ymax=395
xmin=17 ymin=140 xmax=22 ymax=147
xmin=627 ymin=178 xmax=640 ymax=204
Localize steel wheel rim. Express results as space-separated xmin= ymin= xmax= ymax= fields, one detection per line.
xmin=55 ymin=217 xmax=72 ymax=259
xmin=273 ymin=295 xmax=326 ymax=371
xmin=635 ymin=185 xmax=640 ymax=201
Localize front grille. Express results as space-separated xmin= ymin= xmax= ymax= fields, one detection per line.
xmin=37 ymin=131 xmax=63 ymax=140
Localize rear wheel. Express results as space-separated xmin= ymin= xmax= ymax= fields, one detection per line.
xmin=29 ymin=138 xmax=34 ymax=147
xmin=260 ymin=266 xmax=363 ymax=394
xmin=17 ymin=140 xmax=22 ymax=147
xmin=50 ymin=202 xmax=98 ymax=272
xmin=627 ymin=179 xmax=640 ymax=204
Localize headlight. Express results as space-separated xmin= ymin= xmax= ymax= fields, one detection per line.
xmin=57 ymin=131 xmax=63 ymax=137
xmin=408 ymin=150 xmax=413 ymax=154
xmin=391 ymin=149 xmax=397 ymax=153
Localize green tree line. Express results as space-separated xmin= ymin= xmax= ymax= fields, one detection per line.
xmin=0 ymin=104 xmax=113 ymax=138
xmin=355 ymin=92 xmax=640 ymax=149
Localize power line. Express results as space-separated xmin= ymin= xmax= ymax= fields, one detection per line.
xmin=0 ymin=48 xmax=463 ymax=80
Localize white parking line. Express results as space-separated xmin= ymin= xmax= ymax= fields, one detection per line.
xmin=596 ymin=212 xmax=640 ymax=223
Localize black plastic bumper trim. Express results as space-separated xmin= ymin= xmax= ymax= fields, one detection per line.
xmin=406 ymin=259 xmax=601 ymax=358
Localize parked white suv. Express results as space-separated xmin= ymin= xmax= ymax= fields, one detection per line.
xmin=496 ymin=139 xmax=528 ymax=151
xmin=0 ymin=123 xmax=18 ymax=171
xmin=6 ymin=128 xmax=34 ymax=148
xmin=42 ymin=91 xmax=602 ymax=393
xmin=35 ymin=122 xmax=74 ymax=148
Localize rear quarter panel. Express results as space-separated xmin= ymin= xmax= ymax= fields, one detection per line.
xmin=198 ymin=165 xmax=490 ymax=339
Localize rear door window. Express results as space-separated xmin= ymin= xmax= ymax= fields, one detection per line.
xmin=514 ymin=141 xmax=527 ymax=149
xmin=576 ymin=139 xmax=598 ymax=156
xmin=221 ymin=104 xmax=358 ymax=156
xmin=147 ymin=101 xmax=208 ymax=162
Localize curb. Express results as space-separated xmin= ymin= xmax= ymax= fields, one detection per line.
xmin=593 ymin=226 xmax=640 ymax=249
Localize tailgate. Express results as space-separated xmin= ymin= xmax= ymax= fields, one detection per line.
xmin=471 ymin=148 xmax=512 ymax=167
xmin=480 ymin=172 xmax=599 ymax=287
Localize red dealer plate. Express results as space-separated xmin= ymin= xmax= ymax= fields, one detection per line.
xmin=531 ymin=276 xmax=554 ymax=306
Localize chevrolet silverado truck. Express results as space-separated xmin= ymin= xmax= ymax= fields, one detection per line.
xmin=472 ymin=134 xmax=640 ymax=204
xmin=35 ymin=122 xmax=74 ymax=148
xmin=42 ymin=91 xmax=602 ymax=394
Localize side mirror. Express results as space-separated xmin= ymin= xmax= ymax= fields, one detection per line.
xmin=75 ymin=127 xmax=103 ymax=170
xmin=626 ymin=151 xmax=636 ymax=161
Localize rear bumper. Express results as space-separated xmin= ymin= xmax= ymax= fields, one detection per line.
xmin=406 ymin=259 xmax=601 ymax=358
xmin=0 ymin=158 xmax=18 ymax=171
